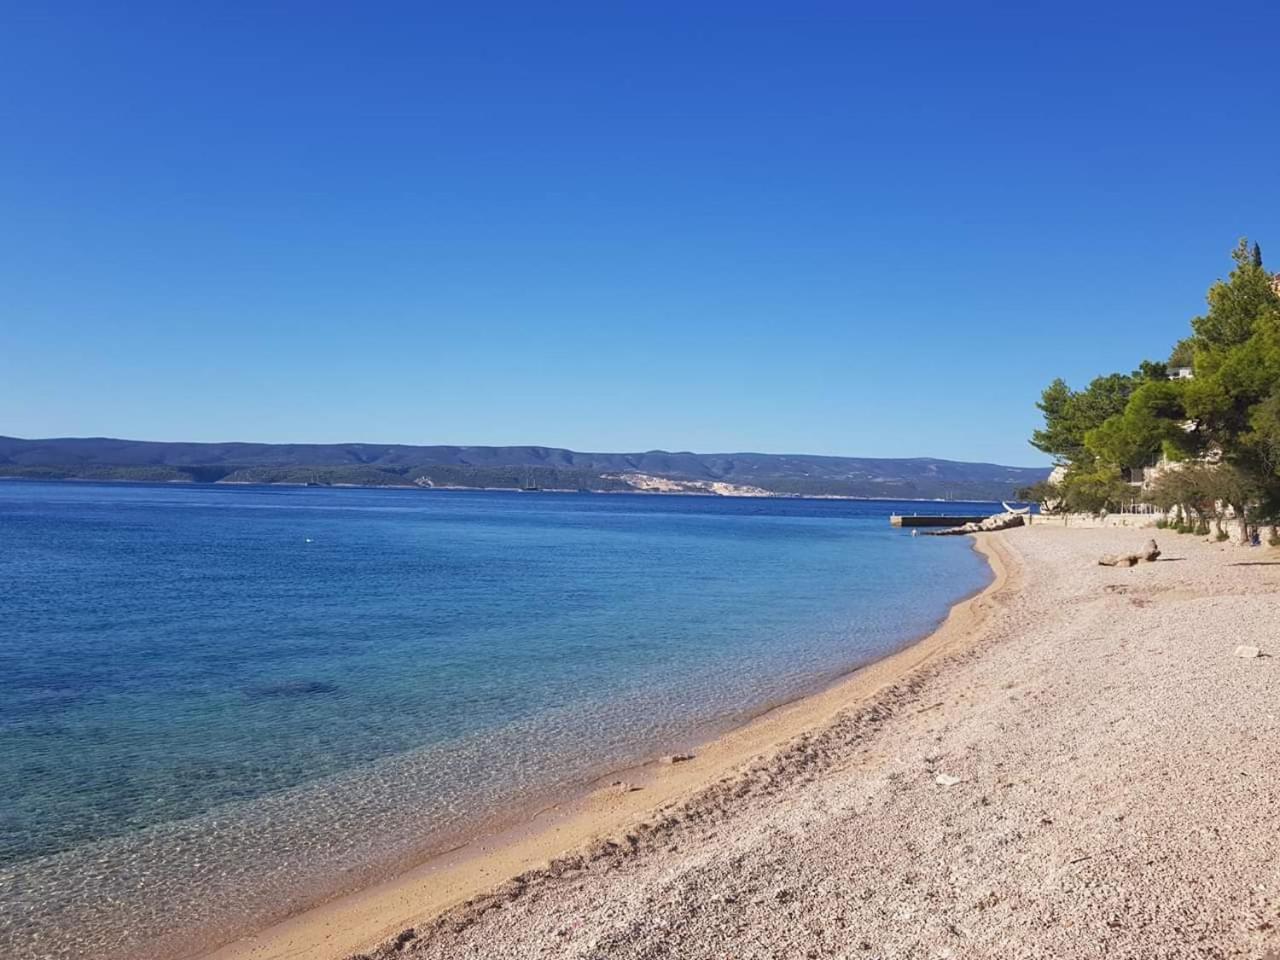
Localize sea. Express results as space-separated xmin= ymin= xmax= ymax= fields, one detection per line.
xmin=0 ymin=480 xmax=994 ymax=959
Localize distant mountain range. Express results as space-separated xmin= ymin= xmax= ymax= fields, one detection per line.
xmin=0 ymin=436 xmax=1050 ymax=501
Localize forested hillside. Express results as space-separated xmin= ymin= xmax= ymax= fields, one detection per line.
xmin=0 ymin=436 xmax=1047 ymax=500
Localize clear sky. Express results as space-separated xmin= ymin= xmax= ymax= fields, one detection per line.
xmin=3 ymin=2 xmax=1277 ymax=466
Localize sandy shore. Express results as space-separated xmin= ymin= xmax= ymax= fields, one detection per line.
xmin=208 ymin=527 xmax=1280 ymax=960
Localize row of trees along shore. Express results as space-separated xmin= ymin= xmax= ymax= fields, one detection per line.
xmin=1020 ymin=239 xmax=1280 ymax=545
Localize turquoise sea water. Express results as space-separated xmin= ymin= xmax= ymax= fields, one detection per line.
xmin=0 ymin=481 xmax=992 ymax=959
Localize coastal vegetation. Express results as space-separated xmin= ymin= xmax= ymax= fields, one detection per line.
xmin=1025 ymin=239 xmax=1280 ymax=540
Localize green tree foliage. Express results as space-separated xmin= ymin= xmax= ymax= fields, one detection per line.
xmin=1031 ymin=371 xmax=1148 ymax=463
xmin=1250 ymin=391 xmax=1280 ymax=486
xmin=1084 ymin=379 xmax=1191 ymax=468
xmin=1018 ymin=467 xmax=1136 ymax=515
xmin=1167 ymin=337 xmax=1195 ymax=369
xmin=1031 ymin=239 xmax=1280 ymax=531
xmin=1013 ymin=479 xmax=1059 ymax=505
xmin=1143 ymin=463 xmax=1255 ymax=536
xmin=1179 ymin=243 xmax=1280 ymax=533
xmin=1191 ymin=238 xmax=1279 ymax=349
xmin=1057 ymin=462 xmax=1136 ymax=514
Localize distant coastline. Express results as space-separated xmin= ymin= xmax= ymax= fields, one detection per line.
xmin=0 ymin=435 xmax=1049 ymax=502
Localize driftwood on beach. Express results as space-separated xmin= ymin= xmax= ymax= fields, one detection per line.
xmin=1097 ymin=539 xmax=1161 ymax=566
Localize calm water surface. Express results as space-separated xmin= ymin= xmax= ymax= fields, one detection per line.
xmin=0 ymin=481 xmax=993 ymax=959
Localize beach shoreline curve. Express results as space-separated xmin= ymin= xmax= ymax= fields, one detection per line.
xmin=198 ymin=534 xmax=1013 ymax=960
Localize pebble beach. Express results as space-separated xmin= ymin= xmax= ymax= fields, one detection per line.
xmin=324 ymin=525 xmax=1280 ymax=960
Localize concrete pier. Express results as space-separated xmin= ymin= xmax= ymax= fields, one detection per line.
xmin=889 ymin=514 xmax=989 ymax=528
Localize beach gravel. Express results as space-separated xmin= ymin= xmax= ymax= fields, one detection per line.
xmin=356 ymin=527 xmax=1280 ymax=960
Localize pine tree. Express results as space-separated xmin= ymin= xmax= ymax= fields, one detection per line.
xmin=1253 ymin=241 xmax=1263 ymax=267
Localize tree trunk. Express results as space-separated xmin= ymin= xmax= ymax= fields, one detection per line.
xmin=1231 ymin=502 xmax=1250 ymax=545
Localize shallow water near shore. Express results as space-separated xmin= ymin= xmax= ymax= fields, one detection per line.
xmin=0 ymin=481 xmax=992 ymax=959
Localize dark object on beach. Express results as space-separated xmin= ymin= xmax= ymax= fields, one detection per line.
xmin=392 ymin=928 xmax=417 ymax=949
xmin=663 ymin=753 xmax=695 ymax=764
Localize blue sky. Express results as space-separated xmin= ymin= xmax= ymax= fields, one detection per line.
xmin=2 ymin=2 xmax=1277 ymax=466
